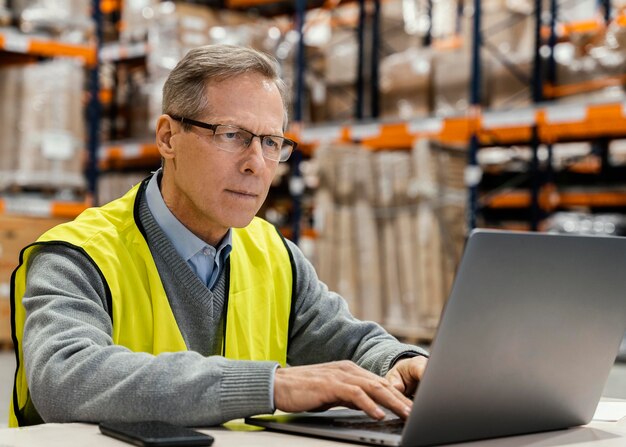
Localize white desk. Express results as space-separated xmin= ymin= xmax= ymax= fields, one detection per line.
xmin=2 ymin=406 xmax=626 ymax=447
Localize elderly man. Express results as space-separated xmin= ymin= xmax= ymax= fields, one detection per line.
xmin=10 ymin=44 xmax=427 ymax=428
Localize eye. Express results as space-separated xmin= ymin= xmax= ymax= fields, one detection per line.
xmin=263 ymin=137 xmax=281 ymax=149
xmin=222 ymin=131 xmax=240 ymax=140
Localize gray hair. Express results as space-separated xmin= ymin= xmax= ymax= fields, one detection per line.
xmin=162 ymin=44 xmax=289 ymax=129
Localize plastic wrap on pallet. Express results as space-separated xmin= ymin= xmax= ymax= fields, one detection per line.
xmin=554 ymin=42 xmax=626 ymax=104
xmin=380 ymin=47 xmax=432 ymax=119
xmin=119 ymin=0 xmax=159 ymax=44
xmin=0 ymin=60 xmax=85 ymax=191
xmin=312 ymin=142 xmax=466 ymax=334
xmin=380 ymin=0 xmax=428 ymax=53
xmin=433 ymin=47 xmax=490 ymax=115
xmin=13 ymin=0 xmax=93 ymax=42
xmin=143 ymin=2 xmax=280 ymax=131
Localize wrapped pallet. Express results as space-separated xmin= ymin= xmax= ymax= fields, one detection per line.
xmin=313 ymin=142 xmax=466 ymax=338
xmin=0 ymin=60 xmax=85 ymax=192
xmin=0 ymin=66 xmax=20 ymax=187
xmin=18 ymin=60 xmax=85 ymax=190
xmin=14 ymin=0 xmax=94 ymax=41
xmin=380 ymin=47 xmax=432 ymax=120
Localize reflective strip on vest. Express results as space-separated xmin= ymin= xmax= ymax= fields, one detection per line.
xmin=9 ymin=181 xmax=293 ymax=427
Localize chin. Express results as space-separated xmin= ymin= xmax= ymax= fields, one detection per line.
xmin=228 ymin=214 xmax=257 ymax=229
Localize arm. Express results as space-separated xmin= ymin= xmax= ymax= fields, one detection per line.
xmin=274 ymin=240 xmax=429 ymax=419
xmin=285 ymin=239 xmax=428 ymax=374
xmin=22 ymin=245 xmax=276 ymax=425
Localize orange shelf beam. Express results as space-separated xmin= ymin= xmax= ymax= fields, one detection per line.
xmin=0 ymin=197 xmax=91 ymax=219
xmin=544 ymin=75 xmax=626 ymax=99
xmin=539 ymin=103 xmax=626 ymax=142
xmin=360 ymin=123 xmax=413 ymax=149
xmin=99 ymin=143 xmax=161 ymax=169
xmin=0 ymin=33 xmax=97 ymax=66
xmin=484 ymin=189 xmax=626 ymax=209
xmin=50 ymin=199 xmax=92 ymax=219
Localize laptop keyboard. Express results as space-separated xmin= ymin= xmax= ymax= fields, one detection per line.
xmin=330 ymin=416 xmax=405 ymax=435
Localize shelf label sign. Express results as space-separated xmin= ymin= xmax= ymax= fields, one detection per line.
xmin=482 ymin=108 xmax=535 ymax=128
xmin=408 ymin=117 xmax=443 ymax=134
xmin=545 ymin=103 xmax=586 ymax=123
xmin=4 ymin=196 xmax=52 ymax=217
xmin=100 ymin=42 xmax=147 ymax=62
xmin=1 ymin=32 xmax=30 ymax=53
xmin=349 ymin=123 xmax=381 ymax=140
xmin=300 ymin=125 xmax=341 ymax=143
xmin=122 ymin=143 xmax=141 ymax=158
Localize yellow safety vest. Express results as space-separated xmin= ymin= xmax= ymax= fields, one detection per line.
xmin=9 ymin=181 xmax=294 ymax=427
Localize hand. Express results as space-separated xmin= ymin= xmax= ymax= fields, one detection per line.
xmin=384 ymin=356 xmax=428 ymax=397
xmin=273 ymin=361 xmax=413 ymax=420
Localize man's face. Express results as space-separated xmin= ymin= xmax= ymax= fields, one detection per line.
xmin=158 ymin=73 xmax=284 ymax=245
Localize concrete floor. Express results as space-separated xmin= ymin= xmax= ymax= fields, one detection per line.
xmin=1 ymin=351 xmax=625 ymax=429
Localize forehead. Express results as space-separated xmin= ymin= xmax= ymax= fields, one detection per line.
xmin=201 ymin=73 xmax=285 ymax=131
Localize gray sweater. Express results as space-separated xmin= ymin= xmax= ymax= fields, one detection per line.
xmin=21 ymin=187 xmax=426 ymax=426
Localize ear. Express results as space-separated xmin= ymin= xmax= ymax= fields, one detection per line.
xmin=156 ymin=114 xmax=177 ymax=160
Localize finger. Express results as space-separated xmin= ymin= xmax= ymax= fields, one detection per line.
xmin=386 ymin=370 xmax=406 ymax=393
xmin=337 ymin=385 xmax=387 ymax=420
xmin=336 ymin=363 xmax=413 ymax=418
xmin=363 ymin=378 xmax=412 ymax=419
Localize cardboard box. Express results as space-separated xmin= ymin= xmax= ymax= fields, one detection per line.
xmin=0 ymin=215 xmax=70 ymax=347
xmin=0 ymin=215 xmax=70 ymax=296
xmin=380 ymin=47 xmax=432 ymax=120
xmin=0 ymin=296 xmax=11 ymax=347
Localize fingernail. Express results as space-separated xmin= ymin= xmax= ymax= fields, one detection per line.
xmin=375 ymin=408 xmax=386 ymax=419
xmin=403 ymin=406 xmax=411 ymax=417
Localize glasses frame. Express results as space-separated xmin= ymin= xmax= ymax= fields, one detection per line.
xmin=169 ymin=114 xmax=297 ymax=162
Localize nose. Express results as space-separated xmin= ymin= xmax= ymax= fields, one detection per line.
xmin=241 ymin=136 xmax=266 ymax=173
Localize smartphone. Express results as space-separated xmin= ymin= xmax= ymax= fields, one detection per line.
xmin=99 ymin=420 xmax=215 ymax=447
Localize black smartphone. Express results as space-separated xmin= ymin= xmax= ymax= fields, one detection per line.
xmin=99 ymin=421 xmax=215 ymax=447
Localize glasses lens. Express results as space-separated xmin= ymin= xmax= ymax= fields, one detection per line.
xmin=212 ymin=125 xmax=294 ymax=162
xmin=260 ymin=136 xmax=285 ymax=161
xmin=279 ymin=141 xmax=294 ymax=162
xmin=213 ymin=126 xmax=251 ymax=152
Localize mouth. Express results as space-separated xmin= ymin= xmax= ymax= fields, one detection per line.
xmin=226 ymin=189 xmax=258 ymax=199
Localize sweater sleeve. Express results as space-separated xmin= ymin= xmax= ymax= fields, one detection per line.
xmin=21 ymin=245 xmax=277 ymax=426
xmin=284 ymin=240 xmax=429 ymax=376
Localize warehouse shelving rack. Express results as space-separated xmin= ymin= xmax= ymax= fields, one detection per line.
xmin=468 ymin=0 xmax=626 ymax=231
xmin=0 ymin=0 xmax=103 ymax=219
xmin=290 ymin=0 xmax=626 ymax=233
xmin=94 ymin=0 xmax=626 ymax=237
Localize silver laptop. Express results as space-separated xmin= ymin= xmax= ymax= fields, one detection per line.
xmin=246 ymin=229 xmax=626 ymax=446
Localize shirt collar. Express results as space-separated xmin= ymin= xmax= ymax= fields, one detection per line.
xmin=145 ymin=169 xmax=232 ymax=261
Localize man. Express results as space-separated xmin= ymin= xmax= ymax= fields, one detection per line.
xmin=10 ymin=45 xmax=428 ymax=428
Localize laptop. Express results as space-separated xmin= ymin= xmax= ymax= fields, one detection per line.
xmin=246 ymin=229 xmax=626 ymax=446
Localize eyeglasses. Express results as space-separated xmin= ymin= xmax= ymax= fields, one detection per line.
xmin=169 ymin=115 xmax=297 ymax=162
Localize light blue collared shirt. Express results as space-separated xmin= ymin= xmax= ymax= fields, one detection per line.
xmin=145 ymin=170 xmax=232 ymax=290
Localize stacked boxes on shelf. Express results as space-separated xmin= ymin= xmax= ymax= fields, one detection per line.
xmin=0 ymin=215 xmax=71 ymax=347
xmin=0 ymin=0 xmax=94 ymax=347
xmin=0 ymin=0 xmax=93 ymax=193
xmin=0 ymin=60 xmax=86 ymax=191
xmin=11 ymin=0 xmax=93 ymax=41
xmin=312 ymin=142 xmax=466 ymax=337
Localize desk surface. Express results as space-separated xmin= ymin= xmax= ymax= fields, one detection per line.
xmin=2 ymin=405 xmax=626 ymax=447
